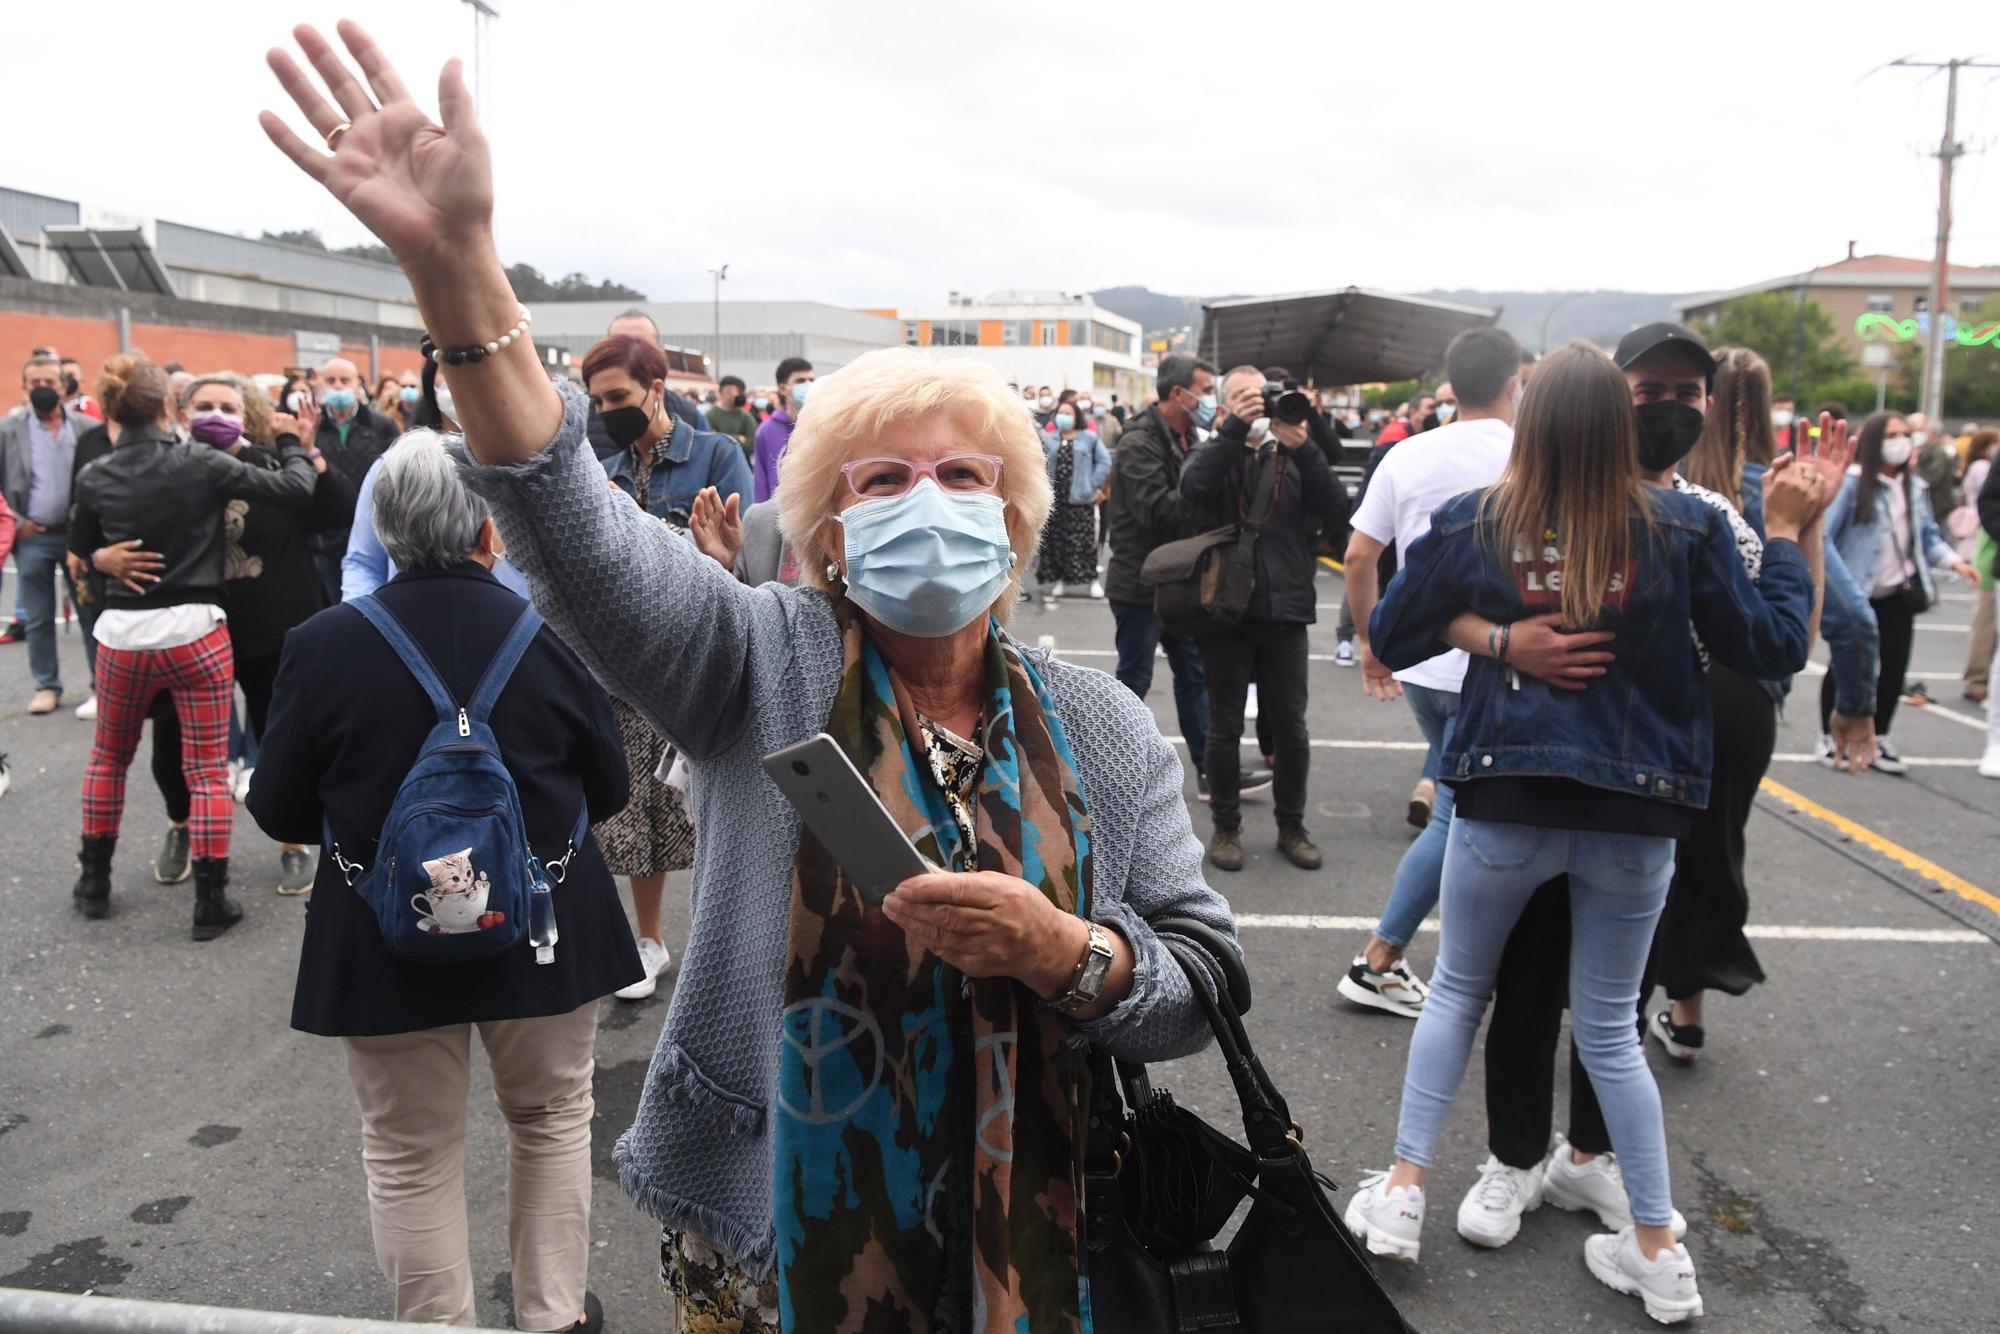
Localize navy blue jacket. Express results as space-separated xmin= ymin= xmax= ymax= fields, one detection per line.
xmin=1370 ymin=486 xmax=1815 ymax=810
xmin=248 ymin=562 xmax=640 ymax=1036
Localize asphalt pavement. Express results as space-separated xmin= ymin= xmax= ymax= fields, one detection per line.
xmin=1 ymin=565 xmax=1995 ymax=1332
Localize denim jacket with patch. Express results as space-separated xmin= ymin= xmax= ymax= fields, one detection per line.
xmin=1370 ymin=485 xmax=1815 ymax=810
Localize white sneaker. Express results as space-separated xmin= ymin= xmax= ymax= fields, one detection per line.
xmin=1813 ymin=733 xmax=1837 ymax=768
xmin=1334 ymin=640 xmax=1357 ymax=668
xmin=234 ymin=765 xmax=255 ymax=804
xmin=1584 ymin=1227 xmax=1703 ymax=1324
xmin=1343 ymin=1170 xmax=1424 ymax=1262
xmin=1088 ymin=579 xmax=1103 ymax=599
xmin=1979 ymin=745 xmax=2000 ymax=779
xmin=1541 ymin=1137 xmax=1687 ymax=1237
xmin=1336 ymin=955 xmax=1430 ymax=1018
xmin=615 ymin=936 xmax=673 ymax=1001
xmin=73 ymin=695 xmax=98 ymax=721
xmin=1870 ymin=735 xmax=1908 ymax=776
xmin=1456 ymin=1155 xmax=1544 ymax=1248
xmin=1049 ymin=582 xmax=1066 ymax=599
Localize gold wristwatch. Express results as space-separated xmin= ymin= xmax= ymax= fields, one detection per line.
xmin=1051 ymin=922 xmax=1115 ymax=1015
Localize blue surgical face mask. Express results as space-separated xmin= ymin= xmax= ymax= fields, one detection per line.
xmin=321 ymin=387 xmax=358 ymax=414
xmin=836 ymin=479 xmax=1014 ymax=638
xmin=400 ymin=386 xmax=420 ymax=406
xmin=1191 ymin=392 xmax=1217 ymax=430
xmin=1055 ymin=412 xmax=1076 ymax=432
xmin=753 ymin=396 xmax=771 ymax=411
xmin=789 ymin=381 xmax=812 ymax=409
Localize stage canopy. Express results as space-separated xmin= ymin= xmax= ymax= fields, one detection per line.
xmin=1197 ymin=287 xmax=1499 ymax=385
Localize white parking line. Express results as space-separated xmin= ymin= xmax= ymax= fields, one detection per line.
xmin=1233 ymin=913 xmax=1986 ymax=943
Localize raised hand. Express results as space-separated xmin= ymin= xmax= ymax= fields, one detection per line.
xmin=1774 ymin=411 xmax=1851 ymax=522
xmin=259 ymin=21 xmax=492 ymax=264
xmin=688 ymin=486 xmax=744 ymax=571
xmin=1761 ymin=457 xmax=1827 ymax=540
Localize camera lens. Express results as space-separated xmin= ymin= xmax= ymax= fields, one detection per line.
xmin=791 ymin=760 xmax=811 ymax=777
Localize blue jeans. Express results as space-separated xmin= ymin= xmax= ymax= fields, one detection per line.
xmin=1375 ymin=683 xmax=1458 ymax=948
xmin=1109 ymin=599 xmax=1209 ymax=779
xmin=1394 ymin=817 xmax=1678 ymax=1227
xmin=12 ymin=530 xmax=72 ymax=694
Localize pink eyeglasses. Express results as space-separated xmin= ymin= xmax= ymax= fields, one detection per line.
xmin=839 ymin=454 xmax=1005 ymax=499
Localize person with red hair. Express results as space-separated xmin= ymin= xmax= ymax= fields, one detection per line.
xmin=581 ymin=332 xmax=751 ymax=1001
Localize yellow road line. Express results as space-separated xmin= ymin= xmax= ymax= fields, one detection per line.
xmin=1317 ymin=556 xmax=1345 ymax=572
xmin=1760 ymin=776 xmax=2000 ymax=916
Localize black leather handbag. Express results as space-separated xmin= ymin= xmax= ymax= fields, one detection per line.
xmin=1082 ymin=918 xmax=1415 ymax=1333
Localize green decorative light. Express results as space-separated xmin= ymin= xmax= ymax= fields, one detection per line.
xmin=1855 ymin=312 xmax=2000 ymax=347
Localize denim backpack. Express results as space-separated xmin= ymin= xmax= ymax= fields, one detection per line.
xmin=328 ymin=596 xmax=581 ymax=965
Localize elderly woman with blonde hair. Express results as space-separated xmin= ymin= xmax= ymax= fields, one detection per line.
xmin=262 ymin=22 xmax=1233 ymax=1331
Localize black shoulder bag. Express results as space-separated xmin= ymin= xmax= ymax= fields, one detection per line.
xmin=1140 ymin=446 xmax=1281 ymax=639
xmin=1083 ymin=917 xmax=1416 ymax=1333
xmin=1894 ymin=474 xmax=1936 ymax=615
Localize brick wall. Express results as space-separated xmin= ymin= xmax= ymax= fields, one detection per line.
xmin=0 ymin=276 xmax=426 ymax=392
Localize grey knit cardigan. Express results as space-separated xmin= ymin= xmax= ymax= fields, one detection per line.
xmin=457 ymin=385 xmax=1236 ymax=1281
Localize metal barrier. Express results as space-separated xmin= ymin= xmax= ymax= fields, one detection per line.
xmin=0 ymin=1287 xmax=507 ymax=1333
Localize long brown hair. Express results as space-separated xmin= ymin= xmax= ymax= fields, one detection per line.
xmin=1479 ymin=341 xmax=1655 ymax=629
xmin=1852 ymin=410 xmax=1907 ymax=516
xmin=1683 ymin=347 xmax=1776 ymax=506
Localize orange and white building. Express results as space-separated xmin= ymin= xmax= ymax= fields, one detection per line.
xmin=885 ymin=292 xmax=1147 ymax=406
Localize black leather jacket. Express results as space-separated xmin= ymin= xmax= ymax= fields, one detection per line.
xmin=69 ymin=425 xmax=316 ymax=612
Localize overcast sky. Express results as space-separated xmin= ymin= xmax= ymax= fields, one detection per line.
xmin=5 ymin=1 xmax=1993 ymax=306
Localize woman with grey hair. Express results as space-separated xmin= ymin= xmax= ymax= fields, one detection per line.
xmin=266 ymin=28 xmax=1232 ymax=1331
xmin=248 ymin=431 xmax=638 ymax=1332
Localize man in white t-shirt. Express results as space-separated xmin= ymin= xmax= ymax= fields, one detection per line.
xmin=1334 ymin=326 xmax=1523 ymax=1018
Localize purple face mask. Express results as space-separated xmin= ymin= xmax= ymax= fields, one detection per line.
xmin=189 ymin=413 xmax=244 ymax=450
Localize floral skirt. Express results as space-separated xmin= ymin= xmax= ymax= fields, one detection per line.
xmin=661 ymin=1227 xmax=780 ymax=1333
xmin=597 ymin=697 xmax=695 ymax=877
xmin=1037 ymin=501 xmax=1100 ymax=585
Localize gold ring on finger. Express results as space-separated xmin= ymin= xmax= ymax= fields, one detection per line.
xmin=325 ymin=121 xmax=353 ymax=151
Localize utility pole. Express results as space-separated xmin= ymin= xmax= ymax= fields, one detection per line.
xmin=461 ymin=0 xmax=500 ymax=119
xmin=1887 ymin=56 xmax=1998 ymax=424
xmin=708 ymin=263 xmax=729 ymax=385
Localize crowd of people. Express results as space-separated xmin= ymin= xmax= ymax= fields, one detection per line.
xmin=2 ymin=19 xmax=1997 ymax=1333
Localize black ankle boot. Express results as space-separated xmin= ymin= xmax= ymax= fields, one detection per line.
xmin=190 ymin=857 xmax=243 ymax=941
xmin=73 ymin=835 xmax=116 ymax=918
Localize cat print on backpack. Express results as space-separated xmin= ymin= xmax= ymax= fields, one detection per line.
xmin=411 ymin=848 xmax=506 ymax=935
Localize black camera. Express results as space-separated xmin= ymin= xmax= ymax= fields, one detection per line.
xmin=1260 ymin=383 xmax=1315 ymax=425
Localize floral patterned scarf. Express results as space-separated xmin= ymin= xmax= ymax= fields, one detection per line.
xmin=773 ymin=607 xmax=1093 ymax=1333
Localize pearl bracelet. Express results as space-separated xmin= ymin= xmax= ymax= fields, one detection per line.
xmin=421 ymin=306 xmax=532 ymax=366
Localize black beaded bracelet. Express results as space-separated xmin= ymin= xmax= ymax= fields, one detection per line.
xmin=420 ymin=307 xmax=531 ymax=366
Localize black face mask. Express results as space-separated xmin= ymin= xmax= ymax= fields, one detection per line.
xmin=1634 ymin=400 xmax=1705 ymax=472
xmin=600 ymin=397 xmax=654 ymax=449
xmin=28 ymin=386 xmax=61 ymax=415
xmin=62 ymin=372 xmax=80 ymax=396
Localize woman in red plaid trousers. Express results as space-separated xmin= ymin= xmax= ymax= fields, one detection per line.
xmin=67 ymin=357 xmax=317 ymax=938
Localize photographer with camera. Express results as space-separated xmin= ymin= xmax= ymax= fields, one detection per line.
xmin=1182 ymin=368 xmax=1347 ymax=872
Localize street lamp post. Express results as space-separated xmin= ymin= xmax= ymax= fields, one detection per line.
xmin=459 ymin=0 xmax=499 ymax=118
xmin=708 ymin=262 xmax=729 ymax=386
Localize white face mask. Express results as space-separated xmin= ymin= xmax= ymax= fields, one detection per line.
xmin=1772 ymin=409 xmax=1794 ymax=429
xmin=1879 ymin=435 xmax=1914 ymax=469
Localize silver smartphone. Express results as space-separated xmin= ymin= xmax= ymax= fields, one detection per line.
xmin=762 ymin=733 xmax=934 ymax=903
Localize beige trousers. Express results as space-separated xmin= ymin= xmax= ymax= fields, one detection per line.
xmin=1965 ymin=582 xmax=1996 ymax=691
xmin=341 ymin=1002 xmax=599 ymax=1331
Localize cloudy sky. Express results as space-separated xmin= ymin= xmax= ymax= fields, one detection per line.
xmin=6 ymin=1 xmax=1993 ymax=305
